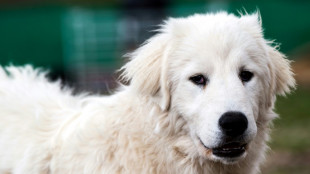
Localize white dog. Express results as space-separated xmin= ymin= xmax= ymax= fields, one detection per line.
xmin=0 ymin=12 xmax=295 ymax=174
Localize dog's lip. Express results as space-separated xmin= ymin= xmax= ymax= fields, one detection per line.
xmin=199 ymin=138 xmax=211 ymax=150
xmin=199 ymin=138 xmax=247 ymax=158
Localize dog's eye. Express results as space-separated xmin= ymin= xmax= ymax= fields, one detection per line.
xmin=239 ymin=70 xmax=253 ymax=83
xmin=189 ymin=74 xmax=207 ymax=86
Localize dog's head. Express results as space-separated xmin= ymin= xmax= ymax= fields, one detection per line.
xmin=121 ymin=12 xmax=295 ymax=164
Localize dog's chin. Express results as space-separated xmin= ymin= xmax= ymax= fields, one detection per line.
xmin=197 ymin=138 xmax=248 ymax=164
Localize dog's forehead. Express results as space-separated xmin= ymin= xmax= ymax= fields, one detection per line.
xmin=170 ymin=13 xmax=263 ymax=55
xmin=168 ymin=13 xmax=268 ymax=76
xmin=173 ymin=30 xmax=257 ymax=69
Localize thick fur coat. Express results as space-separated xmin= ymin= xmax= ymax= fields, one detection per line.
xmin=0 ymin=12 xmax=295 ymax=174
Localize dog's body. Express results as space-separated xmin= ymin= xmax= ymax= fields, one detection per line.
xmin=0 ymin=12 xmax=294 ymax=174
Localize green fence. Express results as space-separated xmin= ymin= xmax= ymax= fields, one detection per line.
xmin=0 ymin=1 xmax=310 ymax=91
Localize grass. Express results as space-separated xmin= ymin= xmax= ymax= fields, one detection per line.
xmin=272 ymin=87 xmax=310 ymax=152
xmin=262 ymin=87 xmax=310 ymax=174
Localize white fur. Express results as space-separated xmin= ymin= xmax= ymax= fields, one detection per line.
xmin=0 ymin=12 xmax=295 ymax=174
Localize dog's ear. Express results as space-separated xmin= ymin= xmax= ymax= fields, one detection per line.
xmin=268 ymin=45 xmax=296 ymax=96
xmin=120 ymin=28 xmax=173 ymax=111
xmin=240 ymin=13 xmax=295 ymax=94
xmin=239 ymin=13 xmax=295 ymax=110
xmin=239 ymin=12 xmax=263 ymax=39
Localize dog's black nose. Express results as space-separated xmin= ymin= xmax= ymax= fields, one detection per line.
xmin=219 ymin=111 xmax=248 ymax=137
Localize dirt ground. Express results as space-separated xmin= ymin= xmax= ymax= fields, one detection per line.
xmin=262 ymin=150 xmax=310 ymax=174
xmin=292 ymin=56 xmax=310 ymax=87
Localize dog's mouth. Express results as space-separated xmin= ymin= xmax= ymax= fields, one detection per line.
xmin=212 ymin=142 xmax=247 ymax=158
xmin=199 ymin=139 xmax=247 ymax=158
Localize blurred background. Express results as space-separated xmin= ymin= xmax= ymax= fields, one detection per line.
xmin=0 ymin=0 xmax=309 ymax=173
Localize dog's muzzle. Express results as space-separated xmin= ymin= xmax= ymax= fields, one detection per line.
xmin=199 ymin=111 xmax=250 ymax=159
